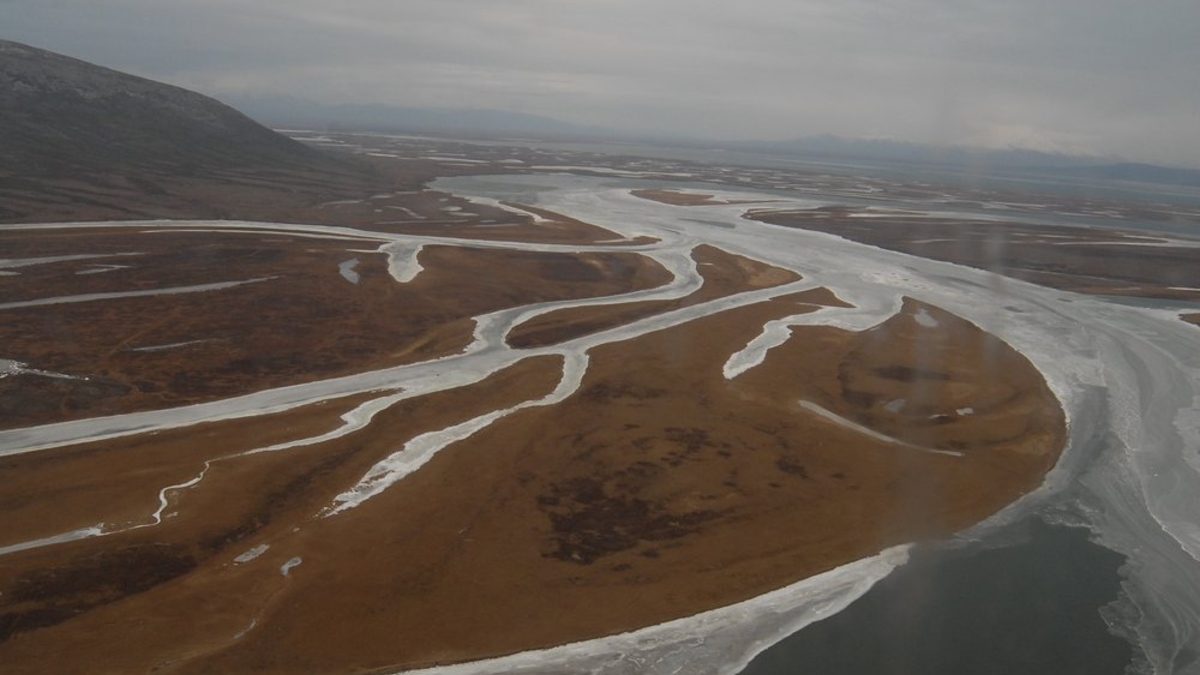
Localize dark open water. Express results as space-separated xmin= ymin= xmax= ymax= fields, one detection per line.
xmin=739 ymin=518 xmax=1133 ymax=675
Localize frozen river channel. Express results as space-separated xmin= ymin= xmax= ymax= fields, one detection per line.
xmin=2 ymin=172 xmax=1197 ymax=674
xmin=412 ymin=174 xmax=1200 ymax=675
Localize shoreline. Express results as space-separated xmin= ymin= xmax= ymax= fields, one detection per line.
xmin=738 ymin=519 xmax=1134 ymax=675
xmin=3 ymin=126 xmax=1196 ymax=673
xmin=0 ymin=174 xmax=1080 ymax=672
xmin=393 ymin=545 xmax=913 ymax=675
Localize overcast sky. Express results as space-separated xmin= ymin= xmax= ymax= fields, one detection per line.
xmin=5 ymin=0 xmax=1199 ymax=166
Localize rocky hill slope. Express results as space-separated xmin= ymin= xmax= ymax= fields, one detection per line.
xmin=0 ymin=40 xmax=384 ymax=222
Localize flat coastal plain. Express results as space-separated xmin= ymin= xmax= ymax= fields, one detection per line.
xmin=0 ymin=139 xmax=1068 ymax=674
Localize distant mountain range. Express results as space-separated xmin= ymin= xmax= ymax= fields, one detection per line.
xmin=1043 ymin=161 xmax=1200 ymax=187
xmin=0 ymin=40 xmax=345 ymax=179
xmin=2 ymin=36 xmax=1196 ymax=209
xmin=225 ymin=94 xmax=611 ymax=140
xmin=721 ymin=135 xmax=1200 ymax=188
xmin=728 ymin=134 xmax=1104 ymax=166
xmin=233 ymin=94 xmax=1200 ymax=188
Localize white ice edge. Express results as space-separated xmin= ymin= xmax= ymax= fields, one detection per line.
xmin=129 ymin=339 xmax=210 ymax=353
xmin=797 ymin=400 xmax=964 ymax=457
xmin=0 ymin=252 xmax=142 ymax=270
xmin=425 ymin=156 xmax=489 ymax=164
xmin=75 ymin=264 xmax=129 ymax=275
xmin=381 ymin=242 xmax=423 ymax=283
xmin=241 ymin=389 xmax=408 ymax=456
xmin=326 ymin=352 xmax=587 ymax=515
xmin=0 ymin=277 xmax=274 ymax=311
xmin=458 ymin=195 xmax=553 ymax=224
xmin=389 ymin=206 xmax=423 ymax=220
xmin=528 ymin=166 xmax=696 ymax=180
xmin=1053 ymin=238 xmax=1200 ymax=249
xmin=149 ymin=462 xmax=212 ymax=525
xmin=395 ymin=546 xmax=909 ymax=675
xmin=480 ymin=245 xmax=703 ymax=348
xmin=431 ymin=174 xmax=1200 ymax=673
xmin=339 ymin=258 xmax=361 ymax=284
xmin=2 ymin=178 xmax=1197 ymax=673
xmin=0 ymin=525 xmax=106 ymax=557
xmin=0 ymin=221 xmax=677 ymax=456
xmin=0 ymin=349 xmax=513 ymax=457
xmin=913 ymin=307 xmax=939 ymax=327
xmin=0 ymin=462 xmax=213 ymax=557
xmin=721 ymin=294 xmax=902 ymax=380
xmin=280 ymin=556 xmax=302 ymax=576
xmin=0 ymin=358 xmax=84 ymax=381
xmin=234 ymin=544 xmax=270 ymax=564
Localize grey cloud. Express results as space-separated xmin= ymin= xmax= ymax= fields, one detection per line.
xmin=3 ymin=0 xmax=1199 ymax=165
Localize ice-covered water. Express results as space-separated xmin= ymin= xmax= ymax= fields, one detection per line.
xmin=0 ymin=277 xmax=273 ymax=311
xmin=421 ymin=173 xmax=1200 ymax=675
xmin=234 ymin=544 xmax=270 ymax=564
xmin=2 ymin=173 xmax=1197 ymax=673
xmin=338 ymin=258 xmax=361 ymax=284
xmin=280 ymin=556 xmax=303 ymax=576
